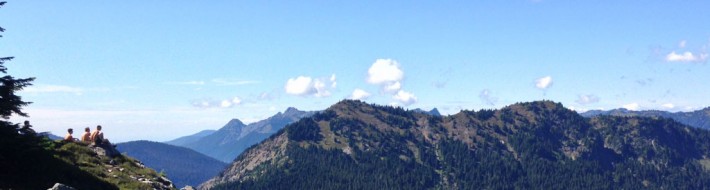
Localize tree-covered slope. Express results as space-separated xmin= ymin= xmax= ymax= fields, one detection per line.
xmin=201 ymin=100 xmax=710 ymax=190
xmin=117 ymin=140 xmax=227 ymax=188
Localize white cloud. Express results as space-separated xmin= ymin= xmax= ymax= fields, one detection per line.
xmin=661 ymin=103 xmax=675 ymax=109
xmin=285 ymin=76 xmax=313 ymax=95
xmin=384 ymin=81 xmax=402 ymax=93
xmin=479 ymin=89 xmax=498 ymax=106
xmin=330 ymin=74 xmax=337 ymax=88
xmin=622 ymin=103 xmax=640 ymax=111
xmin=193 ymin=97 xmax=242 ymax=109
xmin=393 ymin=90 xmax=417 ymax=106
xmin=665 ymin=51 xmax=707 ymax=62
xmin=576 ymin=94 xmax=600 ymax=105
xmin=284 ymin=75 xmax=336 ymax=97
xmin=367 ymin=59 xmax=403 ymax=84
xmin=679 ymin=40 xmax=687 ymax=48
xmin=367 ymin=59 xmax=405 ymax=94
xmin=349 ymin=89 xmax=371 ymax=100
xmin=24 ymin=84 xmax=84 ymax=95
xmin=535 ymin=76 xmax=553 ymax=90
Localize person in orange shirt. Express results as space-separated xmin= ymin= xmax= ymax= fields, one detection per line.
xmin=63 ymin=128 xmax=75 ymax=142
xmin=81 ymin=127 xmax=91 ymax=142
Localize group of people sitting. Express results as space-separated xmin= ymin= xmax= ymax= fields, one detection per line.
xmin=64 ymin=125 xmax=107 ymax=145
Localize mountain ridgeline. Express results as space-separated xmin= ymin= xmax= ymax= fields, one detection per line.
xmin=181 ymin=107 xmax=316 ymax=163
xmin=201 ymin=100 xmax=710 ymax=190
xmin=582 ymin=107 xmax=710 ymax=130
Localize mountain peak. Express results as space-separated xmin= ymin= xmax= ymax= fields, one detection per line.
xmin=225 ymin=119 xmax=246 ymax=127
xmin=282 ymin=107 xmax=302 ymax=116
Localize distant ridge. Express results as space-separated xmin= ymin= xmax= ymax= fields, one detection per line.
xmin=117 ymin=140 xmax=227 ymax=188
xmin=582 ymin=107 xmax=710 ymax=130
xmin=165 ymin=129 xmax=217 ymax=146
xmin=180 ymin=107 xmax=316 ymax=162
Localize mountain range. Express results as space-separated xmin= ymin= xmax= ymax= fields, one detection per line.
xmin=165 ymin=129 xmax=216 ymax=147
xmin=582 ymin=107 xmax=710 ymax=130
xmin=177 ymin=107 xmax=316 ymax=163
xmin=117 ymin=141 xmax=227 ymax=188
xmin=200 ymin=100 xmax=710 ymax=189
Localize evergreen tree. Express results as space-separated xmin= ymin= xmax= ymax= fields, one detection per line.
xmin=0 ymin=1 xmax=34 ymax=121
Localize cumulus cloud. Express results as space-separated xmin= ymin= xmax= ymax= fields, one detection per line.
xmin=367 ymin=59 xmax=405 ymax=93
xmin=284 ymin=74 xmax=336 ymax=97
xmin=367 ymin=59 xmax=404 ymax=84
xmin=393 ymin=90 xmax=417 ymax=106
xmin=349 ymin=89 xmax=371 ymax=100
xmin=535 ymin=76 xmax=553 ymax=90
xmin=622 ymin=103 xmax=640 ymax=111
xmin=665 ymin=51 xmax=708 ymax=62
xmin=576 ymin=94 xmax=600 ymax=105
xmin=479 ymin=89 xmax=498 ymax=106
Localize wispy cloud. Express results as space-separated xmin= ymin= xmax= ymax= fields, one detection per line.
xmin=211 ymin=79 xmax=260 ymax=86
xmin=479 ymin=89 xmax=498 ymax=106
xmin=170 ymin=79 xmax=260 ymax=86
xmin=665 ymin=51 xmax=708 ymax=62
xmin=24 ymin=84 xmax=85 ymax=95
xmin=191 ymin=97 xmax=243 ymax=109
xmin=284 ymin=74 xmax=336 ymax=98
xmin=622 ymin=103 xmax=640 ymax=111
xmin=576 ymin=94 xmax=600 ymax=105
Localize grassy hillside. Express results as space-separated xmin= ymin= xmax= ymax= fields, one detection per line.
xmin=0 ymin=123 xmax=174 ymax=190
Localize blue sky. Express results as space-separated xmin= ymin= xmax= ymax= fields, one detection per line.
xmin=2 ymin=1 xmax=709 ymax=142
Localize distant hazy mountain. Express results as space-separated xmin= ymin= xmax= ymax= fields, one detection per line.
xmin=117 ymin=141 xmax=227 ymax=188
xmin=165 ymin=129 xmax=217 ymax=146
xmin=37 ymin=132 xmax=62 ymax=140
xmin=183 ymin=107 xmax=316 ymax=163
xmin=411 ymin=108 xmax=441 ymax=116
xmin=581 ymin=107 xmax=710 ymax=129
xmin=201 ymin=100 xmax=710 ymax=189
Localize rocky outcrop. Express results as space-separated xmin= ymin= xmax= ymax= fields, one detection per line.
xmin=47 ymin=183 xmax=76 ymax=190
xmin=92 ymin=142 xmax=121 ymax=158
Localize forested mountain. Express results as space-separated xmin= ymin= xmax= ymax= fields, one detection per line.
xmin=117 ymin=141 xmax=227 ymax=188
xmin=182 ymin=107 xmax=315 ymax=162
xmin=201 ymin=100 xmax=710 ymax=190
xmin=165 ymin=130 xmax=216 ymax=146
xmin=582 ymin=107 xmax=710 ymax=130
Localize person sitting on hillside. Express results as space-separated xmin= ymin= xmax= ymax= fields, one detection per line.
xmin=90 ymin=125 xmax=114 ymax=147
xmin=18 ymin=120 xmax=35 ymax=135
xmin=81 ymin=127 xmax=91 ymax=142
xmin=90 ymin=125 xmax=104 ymax=145
xmin=63 ymin=128 xmax=75 ymax=142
